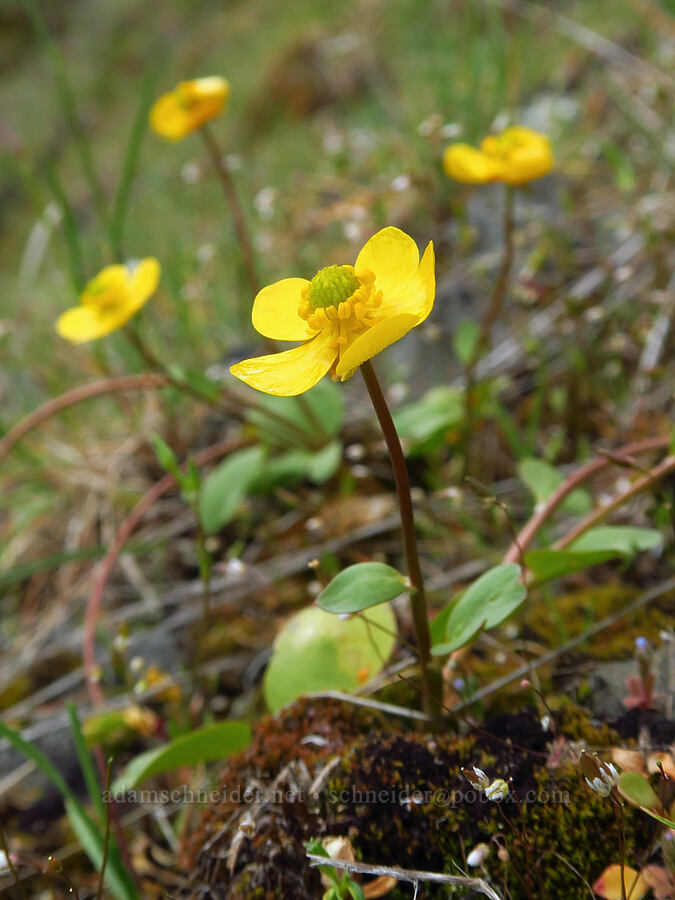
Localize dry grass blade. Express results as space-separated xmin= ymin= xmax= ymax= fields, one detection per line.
xmin=306 ymin=852 xmax=504 ymax=900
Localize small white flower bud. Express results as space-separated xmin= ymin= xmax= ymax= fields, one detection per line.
xmin=485 ymin=778 xmax=510 ymax=801
xmin=462 ymin=766 xmax=490 ymax=791
xmin=467 ymin=843 xmax=490 ymax=867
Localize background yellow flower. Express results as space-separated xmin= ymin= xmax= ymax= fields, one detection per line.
xmin=149 ymin=77 xmax=230 ymax=141
xmin=444 ymin=126 xmax=553 ymax=185
xmin=230 ymin=227 xmax=435 ymax=397
xmin=56 ymin=258 xmax=160 ymax=343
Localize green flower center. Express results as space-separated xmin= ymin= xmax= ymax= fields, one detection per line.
xmin=306 ymin=265 xmax=360 ymax=310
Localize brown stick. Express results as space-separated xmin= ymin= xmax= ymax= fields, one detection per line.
xmin=0 ymin=373 xmax=172 ymax=467
xmin=84 ymin=436 xmax=249 ymax=704
xmin=502 ymin=435 xmax=669 ymax=563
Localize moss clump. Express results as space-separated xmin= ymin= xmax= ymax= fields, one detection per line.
xmin=522 ymin=582 xmax=671 ymax=660
xmin=182 ymin=700 xmax=660 ymax=900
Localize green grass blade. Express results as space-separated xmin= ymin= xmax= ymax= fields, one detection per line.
xmin=0 ymin=720 xmax=139 ymax=900
xmin=110 ymin=54 xmax=163 ymax=257
xmin=44 ymin=161 xmax=86 ymax=293
xmin=21 ymin=0 xmax=111 ymax=244
xmin=67 ymin=702 xmax=106 ymax=825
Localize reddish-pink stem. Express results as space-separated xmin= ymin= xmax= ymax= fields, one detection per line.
xmin=502 ymin=436 xmax=669 ymax=564
xmin=84 ymin=436 xmax=248 ymax=704
xmin=554 ymin=452 xmax=675 ymax=550
xmin=0 ymin=374 xmax=172 ymax=467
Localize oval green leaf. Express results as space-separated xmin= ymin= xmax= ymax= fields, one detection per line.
xmin=111 ymin=721 xmax=251 ymax=795
xmin=570 ymin=525 xmax=662 ymax=555
xmin=317 ymin=562 xmax=407 ymax=614
xmin=525 ymin=548 xmax=619 ymax=582
xmin=617 ymin=770 xmax=659 ymax=810
xmin=198 ymin=446 xmax=265 ymax=534
xmin=263 ymin=604 xmax=396 ymax=712
xmin=431 ymin=563 xmax=526 ymax=656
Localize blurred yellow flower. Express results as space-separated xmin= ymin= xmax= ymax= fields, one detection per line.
xmin=149 ymin=76 xmax=230 ymax=141
xmin=56 ymin=258 xmax=160 ymax=343
xmin=443 ymin=126 xmax=553 ymax=186
xmin=230 ymin=226 xmax=435 ymax=396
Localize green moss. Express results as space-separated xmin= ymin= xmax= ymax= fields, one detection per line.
xmin=523 ymin=583 xmax=670 ymax=660
xmin=185 ymin=700 xmax=658 ymax=899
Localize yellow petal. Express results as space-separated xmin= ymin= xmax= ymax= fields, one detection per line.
xmin=230 ymin=329 xmax=337 ymax=396
xmin=443 ymin=144 xmax=500 ymax=184
xmin=149 ymin=93 xmax=191 ymax=141
xmin=150 ymin=77 xmax=229 ymax=141
xmin=379 ymin=241 xmax=435 ymax=322
xmin=354 ymin=227 xmax=420 ymax=303
xmin=128 ymin=258 xmax=161 ymax=313
xmin=187 ymin=76 xmax=230 ymax=104
xmin=335 ymin=313 xmax=418 ymax=378
xmin=251 ymin=277 xmax=312 ymax=341
xmin=503 ymin=138 xmax=554 ymax=185
xmin=55 ymin=305 xmax=129 ymax=343
xmin=81 ymin=265 xmax=128 ymax=306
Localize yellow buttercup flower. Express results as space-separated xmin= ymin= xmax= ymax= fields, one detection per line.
xmin=230 ymin=227 xmax=435 ymax=397
xmin=56 ymin=258 xmax=160 ymax=343
xmin=149 ymin=76 xmax=230 ymax=141
xmin=443 ymin=126 xmax=553 ymax=186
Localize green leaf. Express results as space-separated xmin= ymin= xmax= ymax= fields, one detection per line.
xmin=198 ymin=446 xmax=266 ymax=534
xmin=306 ymin=440 xmax=343 ymax=483
xmin=431 ymin=563 xmax=526 ymax=656
xmin=525 ymin=548 xmax=619 ymax=582
xmin=317 ymin=562 xmax=407 ymax=614
xmin=247 ymin=380 xmax=344 ymax=445
xmin=264 ymin=604 xmax=396 ymax=712
xmin=151 ymin=433 xmax=179 ymax=477
xmin=111 ymin=722 xmax=251 ymax=794
xmin=570 ymin=526 xmax=663 ymax=555
xmin=250 ymin=441 xmax=342 ymax=493
xmin=453 ymin=318 xmax=481 ymax=365
xmin=394 ymin=386 xmax=464 ymax=450
xmin=617 ymin=771 xmax=659 ymax=810
xmin=526 ymin=526 xmax=663 ymax=583
xmin=518 ymin=458 xmax=590 ymax=515
xmin=636 ymin=807 xmax=675 ymax=829
xmin=67 ymin=702 xmax=106 ymax=824
xmin=167 ymin=365 xmax=221 ymax=403
xmin=346 ymin=880 xmax=367 ymax=900
xmin=0 ymin=720 xmax=138 ymax=900
xmin=65 ymin=799 xmax=139 ymax=900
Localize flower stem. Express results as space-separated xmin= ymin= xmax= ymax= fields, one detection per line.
xmin=199 ymin=123 xmax=260 ymax=300
xmin=199 ymin=124 xmax=329 ymax=445
xmin=360 ymin=360 xmax=436 ymax=717
xmin=461 ymin=183 xmax=515 ymax=474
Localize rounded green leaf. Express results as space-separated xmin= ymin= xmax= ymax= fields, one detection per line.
xmin=525 ymin=548 xmax=619 ymax=582
xmin=570 ymin=526 xmax=663 ymax=555
xmin=617 ymin=771 xmax=659 ymax=810
xmin=198 ymin=446 xmax=266 ymax=534
xmin=111 ymin=722 xmax=251 ymax=794
xmin=431 ymin=563 xmax=526 ymax=656
xmin=317 ymin=562 xmax=407 ymax=614
xmin=263 ymin=604 xmax=396 ymax=712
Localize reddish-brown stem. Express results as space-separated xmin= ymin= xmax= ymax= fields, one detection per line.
xmin=360 ymin=360 xmax=435 ymax=717
xmin=554 ymin=453 xmax=675 ymax=550
xmin=200 ymin=124 xmax=260 ymax=298
xmin=92 ymin=744 xmax=141 ymax=892
xmin=0 ymin=373 xmax=172 ymax=467
xmin=502 ymin=436 xmax=670 ymax=564
xmin=84 ymin=436 xmax=249 ymax=704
